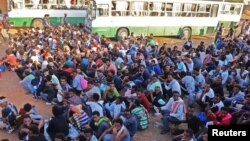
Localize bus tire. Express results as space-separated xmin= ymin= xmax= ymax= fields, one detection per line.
xmin=116 ymin=28 xmax=129 ymax=41
xmin=182 ymin=27 xmax=192 ymax=40
xmin=32 ymin=18 xmax=43 ymax=29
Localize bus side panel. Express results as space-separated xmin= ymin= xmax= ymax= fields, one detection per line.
xmin=92 ymin=27 xmax=112 ymax=37
xmin=50 ymin=17 xmax=84 ymax=26
xmin=147 ymin=27 xmax=165 ymax=36
xmin=164 ymin=27 xmax=181 ymax=36
xmin=128 ymin=27 xmax=149 ymax=36
xmin=9 ymin=18 xmax=33 ymax=27
xmin=191 ymin=26 xmax=207 ymax=36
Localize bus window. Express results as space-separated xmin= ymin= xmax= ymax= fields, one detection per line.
xmin=112 ymin=1 xmax=129 ymax=16
xmin=234 ymin=5 xmax=242 ymax=15
xmin=130 ymin=1 xmax=148 ymax=16
xmin=12 ymin=0 xmax=24 ymax=9
xmin=165 ymin=3 xmax=173 ymax=16
xmin=173 ymin=3 xmax=182 ymax=17
xmin=221 ymin=4 xmax=232 ymax=14
xmin=97 ymin=4 xmax=109 ymax=17
xmin=197 ymin=4 xmax=206 ymax=17
xmin=211 ymin=4 xmax=219 ymax=17
xmin=150 ymin=2 xmax=164 ymax=16
xmin=182 ymin=3 xmax=196 ymax=17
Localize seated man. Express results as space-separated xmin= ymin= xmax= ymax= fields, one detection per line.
xmin=91 ymin=111 xmax=112 ymax=138
xmin=18 ymin=115 xmax=44 ymax=140
xmin=0 ymin=96 xmax=18 ymax=133
xmin=99 ymin=118 xmax=130 ymax=141
xmin=159 ymin=91 xmax=186 ymax=134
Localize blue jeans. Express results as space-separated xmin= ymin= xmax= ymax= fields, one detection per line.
xmin=162 ymin=116 xmax=179 ymax=130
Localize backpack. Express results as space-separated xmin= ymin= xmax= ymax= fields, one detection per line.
xmin=80 ymin=77 xmax=88 ymax=90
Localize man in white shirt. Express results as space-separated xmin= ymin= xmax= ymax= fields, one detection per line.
xmin=159 ymin=91 xmax=185 ymax=134
xmin=85 ymin=81 xmax=101 ymax=98
xmin=86 ymin=93 xmax=104 ymax=117
xmin=164 ymin=74 xmax=181 ymax=96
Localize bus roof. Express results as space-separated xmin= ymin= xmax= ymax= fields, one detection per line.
xmin=105 ymin=0 xmax=244 ymax=3
xmin=94 ymin=0 xmax=110 ymax=5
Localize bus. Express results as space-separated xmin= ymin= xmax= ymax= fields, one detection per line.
xmin=6 ymin=0 xmax=244 ymax=40
xmin=6 ymin=0 xmax=93 ymax=28
xmin=91 ymin=0 xmax=244 ymax=40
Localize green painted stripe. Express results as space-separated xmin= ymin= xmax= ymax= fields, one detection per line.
xmin=92 ymin=26 xmax=217 ymax=38
xmin=9 ymin=17 xmax=85 ymax=27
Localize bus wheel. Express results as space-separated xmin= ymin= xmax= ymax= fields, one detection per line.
xmin=182 ymin=27 xmax=192 ymax=40
xmin=116 ymin=28 xmax=129 ymax=41
xmin=32 ymin=19 xmax=43 ymax=29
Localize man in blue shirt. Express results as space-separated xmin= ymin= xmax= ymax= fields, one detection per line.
xmin=122 ymin=109 xmax=137 ymax=141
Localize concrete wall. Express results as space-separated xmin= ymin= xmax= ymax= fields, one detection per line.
xmin=0 ymin=0 xmax=8 ymax=14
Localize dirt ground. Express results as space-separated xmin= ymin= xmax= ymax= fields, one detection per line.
xmin=0 ymin=29 xmax=214 ymax=141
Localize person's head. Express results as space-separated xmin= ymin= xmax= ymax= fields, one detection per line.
xmin=136 ymin=88 xmax=143 ymax=95
xmin=97 ymin=70 xmax=103 ymax=77
xmin=92 ymin=111 xmax=100 ymax=121
xmin=87 ymin=80 xmax=94 ymax=89
xmin=152 ymin=75 xmax=158 ymax=82
xmin=220 ymin=107 xmax=229 ymax=117
xmin=72 ymin=70 xmax=78 ymax=77
xmin=243 ymin=94 xmax=250 ymax=104
xmin=172 ymin=91 xmax=180 ymax=101
xmin=124 ymin=108 xmax=132 ymax=117
xmin=23 ymin=115 xmax=32 ymax=127
xmin=92 ymin=93 xmax=100 ymax=101
xmin=109 ymin=83 xmax=115 ymax=91
xmin=202 ymin=130 xmax=208 ymax=141
xmin=183 ymin=129 xmax=194 ymax=140
xmin=60 ymin=76 xmax=68 ymax=86
xmin=64 ymin=13 xmax=67 ymax=17
xmin=113 ymin=118 xmax=123 ymax=130
xmin=213 ymin=94 xmax=221 ymax=104
xmin=54 ymin=133 xmax=66 ymax=141
xmin=155 ymin=86 xmax=161 ymax=93
xmin=24 ymin=103 xmax=32 ymax=112
xmin=139 ymin=65 xmax=145 ymax=72
xmin=28 ymin=124 xmax=40 ymax=137
xmin=187 ymin=105 xmax=195 ymax=117
xmin=83 ymin=128 xmax=94 ymax=140
xmin=106 ymin=60 xmax=111 ymax=66
xmin=167 ymin=74 xmax=173 ymax=82
xmin=115 ymin=97 xmax=123 ymax=104
xmin=52 ymin=105 xmax=63 ymax=117
xmin=0 ymin=96 xmax=8 ymax=108
xmin=68 ymin=89 xmax=76 ymax=97
xmin=233 ymin=85 xmax=240 ymax=93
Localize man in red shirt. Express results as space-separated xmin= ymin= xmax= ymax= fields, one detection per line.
xmin=136 ymin=88 xmax=151 ymax=112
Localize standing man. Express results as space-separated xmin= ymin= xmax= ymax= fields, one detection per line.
xmin=215 ymin=23 xmax=224 ymax=43
xmin=42 ymin=14 xmax=50 ymax=28
xmin=1 ymin=14 xmax=11 ymax=43
xmin=62 ymin=13 xmax=68 ymax=26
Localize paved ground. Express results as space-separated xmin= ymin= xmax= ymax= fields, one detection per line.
xmin=0 ymin=29 xmax=214 ymax=141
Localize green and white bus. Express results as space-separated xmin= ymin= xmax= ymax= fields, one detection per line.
xmin=7 ymin=0 xmax=244 ymax=39
xmin=91 ymin=0 xmax=244 ymax=39
xmin=7 ymin=0 xmax=93 ymax=27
